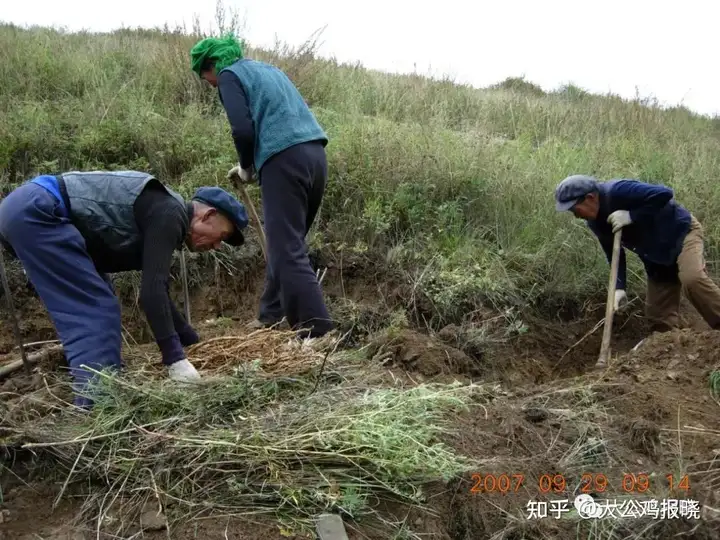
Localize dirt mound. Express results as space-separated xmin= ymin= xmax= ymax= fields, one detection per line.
xmin=626 ymin=328 xmax=720 ymax=370
xmin=595 ymin=328 xmax=719 ymax=427
xmin=366 ymin=328 xmax=482 ymax=378
xmin=436 ymin=327 xmax=720 ymax=540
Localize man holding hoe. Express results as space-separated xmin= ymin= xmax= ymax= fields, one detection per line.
xmin=554 ymin=174 xmax=720 ymax=332
xmin=0 ymin=171 xmax=249 ymax=408
xmin=189 ymin=33 xmax=334 ymax=339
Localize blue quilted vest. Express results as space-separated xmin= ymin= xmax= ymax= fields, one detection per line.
xmin=219 ymin=59 xmax=328 ymax=171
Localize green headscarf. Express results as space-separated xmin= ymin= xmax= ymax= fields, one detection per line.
xmin=190 ymin=34 xmax=245 ymax=75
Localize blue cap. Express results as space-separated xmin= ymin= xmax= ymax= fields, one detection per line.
xmin=191 ymin=186 xmax=249 ymax=246
xmin=555 ymin=175 xmax=599 ymax=211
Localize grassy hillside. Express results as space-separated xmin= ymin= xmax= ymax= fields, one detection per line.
xmin=2 ymin=20 xmax=720 ymax=324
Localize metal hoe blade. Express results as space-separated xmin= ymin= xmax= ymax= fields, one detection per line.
xmin=0 ymin=243 xmax=31 ymax=375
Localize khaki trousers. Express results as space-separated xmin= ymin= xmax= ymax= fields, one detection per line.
xmin=646 ymin=215 xmax=720 ymax=331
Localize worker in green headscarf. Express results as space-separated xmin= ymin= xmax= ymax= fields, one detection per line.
xmin=190 ymin=34 xmax=334 ymax=339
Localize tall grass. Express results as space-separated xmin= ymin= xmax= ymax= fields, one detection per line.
xmin=1 ymin=15 xmax=719 ymax=324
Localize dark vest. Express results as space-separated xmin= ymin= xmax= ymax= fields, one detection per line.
xmin=60 ymin=171 xmax=186 ymax=266
xmin=219 ymin=59 xmax=328 ymax=171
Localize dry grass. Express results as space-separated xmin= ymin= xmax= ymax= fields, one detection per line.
xmin=185 ymin=327 xmax=334 ymax=375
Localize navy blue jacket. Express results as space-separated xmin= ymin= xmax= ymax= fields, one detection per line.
xmin=587 ymin=179 xmax=692 ymax=289
xmin=218 ymin=70 xmax=255 ymax=171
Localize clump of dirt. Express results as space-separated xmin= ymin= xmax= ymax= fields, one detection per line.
xmin=1 ymin=371 xmax=45 ymax=395
xmin=366 ymin=328 xmax=482 ymax=378
xmin=329 ymin=297 xmax=391 ymax=346
xmin=436 ymin=323 xmax=488 ymax=361
xmin=627 ymin=418 xmax=662 ymax=459
xmin=597 ymin=328 xmax=720 ymax=430
xmin=1 ymin=348 xmax=71 ymax=444
xmin=0 ymin=295 xmax=56 ymax=355
xmin=625 ymin=327 xmax=720 ymax=369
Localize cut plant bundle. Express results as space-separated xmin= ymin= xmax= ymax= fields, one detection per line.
xmin=17 ymin=364 xmax=486 ymax=537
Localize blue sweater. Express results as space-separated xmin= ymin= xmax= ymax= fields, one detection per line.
xmin=587 ymin=179 xmax=692 ymax=289
xmin=218 ymin=59 xmax=328 ymax=173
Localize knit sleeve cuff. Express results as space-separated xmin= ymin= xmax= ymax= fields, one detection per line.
xmin=177 ymin=324 xmax=200 ymax=347
xmin=157 ymin=333 xmax=185 ymax=366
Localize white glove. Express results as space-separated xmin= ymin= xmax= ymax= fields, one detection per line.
xmin=607 ymin=210 xmax=632 ymax=233
xmin=167 ymin=358 xmax=201 ymax=383
xmin=613 ymin=289 xmax=627 ymax=312
xmin=227 ymin=164 xmax=254 ymax=184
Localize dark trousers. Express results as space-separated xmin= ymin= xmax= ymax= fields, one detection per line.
xmin=0 ymin=182 xmax=122 ymax=408
xmin=258 ymin=141 xmax=333 ymax=337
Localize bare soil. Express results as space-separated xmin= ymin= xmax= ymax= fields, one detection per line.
xmin=2 ymin=265 xmax=720 ymax=539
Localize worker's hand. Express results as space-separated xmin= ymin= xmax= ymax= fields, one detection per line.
xmin=607 ymin=210 xmax=632 ymax=233
xmin=227 ymin=164 xmax=254 ymax=184
xmin=167 ymin=358 xmax=202 ymax=383
xmin=613 ymin=289 xmax=628 ymax=312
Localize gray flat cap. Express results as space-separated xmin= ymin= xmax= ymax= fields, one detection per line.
xmin=554 ymin=175 xmax=599 ymax=211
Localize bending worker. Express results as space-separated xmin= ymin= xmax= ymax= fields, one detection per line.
xmin=0 ymin=171 xmax=248 ymax=407
xmin=555 ymin=174 xmax=720 ymax=332
xmin=189 ymin=34 xmax=333 ymax=338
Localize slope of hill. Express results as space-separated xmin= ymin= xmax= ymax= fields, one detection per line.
xmin=1 ymin=21 xmax=719 ymax=322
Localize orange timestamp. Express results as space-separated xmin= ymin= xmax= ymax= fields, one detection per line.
xmin=575 ymin=472 xmax=691 ymax=494
xmin=470 ymin=472 xmax=690 ymax=495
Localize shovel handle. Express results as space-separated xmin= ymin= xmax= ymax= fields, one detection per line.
xmin=232 ymin=179 xmax=267 ymax=262
xmin=598 ymin=230 xmax=622 ymax=367
xmin=243 ymin=186 xmax=267 ymax=262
